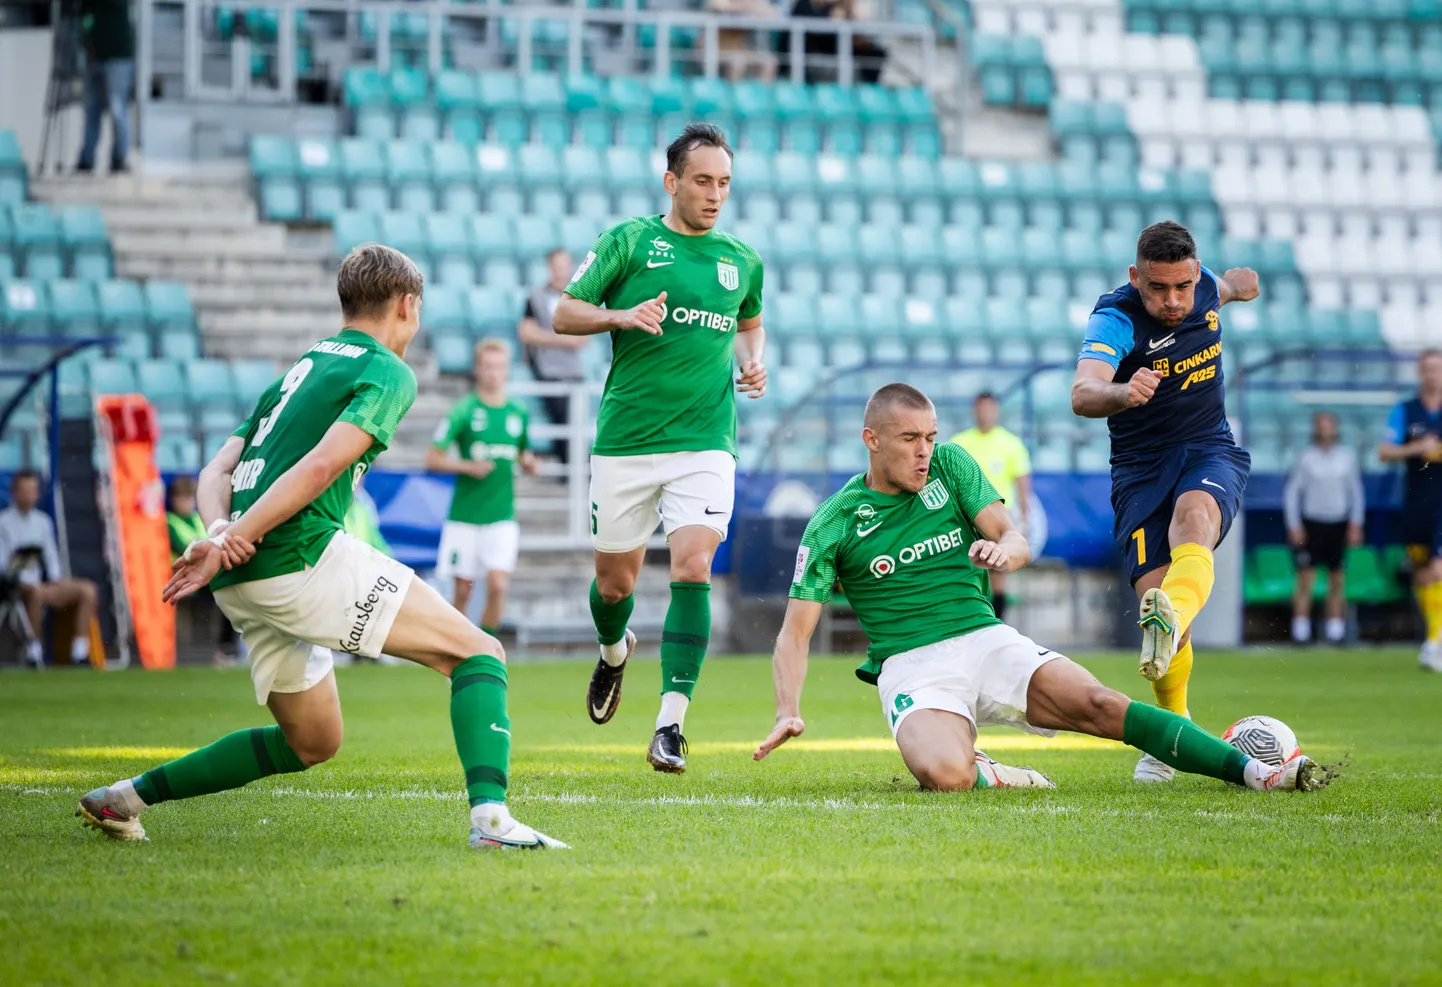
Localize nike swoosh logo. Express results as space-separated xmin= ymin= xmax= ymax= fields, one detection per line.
xmin=671 ymin=677 xmax=695 ymax=684
xmin=1037 ymin=649 xmax=1051 ymax=656
xmin=646 ymin=260 xmax=673 ymax=268
xmin=856 ymin=523 xmax=882 ymax=537
xmin=591 ymin=686 xmax=616 ymax=721
xmin=703 ymin=507 xmax=726 ymax=516
xmin=1146 ymin=334 xmax=1175 ymax=353
xmin=1200 ymin=478 xmax=1225 ymax=490
xmin=489 ymin=723 xmax=511 ymax=737
xmin=1170 ymin=724 xmax=1182 ymax=758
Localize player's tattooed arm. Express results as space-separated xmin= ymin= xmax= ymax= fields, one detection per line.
xmin=734 ymin=315 xmax=767 ymax=399
xmin=753 ymin=598 xmax=823 ymax=760
xmin=553 ymin=291 xmax=667 ymax=336
xmin=1216 ymin=267 xmax=1260 ymax=306
xmin=1071 ymin=359 xmax=1160 ymax=418
xmin=968 ymin=501 xmax=1032 ymax=574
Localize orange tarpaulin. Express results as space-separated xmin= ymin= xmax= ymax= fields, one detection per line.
xmin=98 ymin=395 xmax=174 ymax=670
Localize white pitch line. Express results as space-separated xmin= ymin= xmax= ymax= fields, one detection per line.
xmin=7 ymin=783 xmax=1437 ymax=827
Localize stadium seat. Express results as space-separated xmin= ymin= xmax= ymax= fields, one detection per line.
xmin=89 ymin=358 xmax=138 ymax=396
xmin=1 ymin=278 xmax=49 ymax=334
xmin=96 ymin=279 xmax=147 ymax=335
xmin=48 ymin=279 xmax=100 ymax=338
xmin=144 ymin=282 xmax=196 ymax=333
xmin=1245 ymin=545 xmax=1297 ymax=605
xmin=231 ymin=361 xmax=278 ymax=405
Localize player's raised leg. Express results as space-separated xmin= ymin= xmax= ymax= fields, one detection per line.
xmin=1139 ymin=488 xmax=1221 ymax=680
xmin=1023 ymin=657 xmax=1333 ymax=791
xmin=587 ymin=542 xmax=643 ymax=725
xmin=381 ymin=574 xmax=567 ymax=849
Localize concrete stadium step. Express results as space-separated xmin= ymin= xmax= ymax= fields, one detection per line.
xmin=97 ymin=204 xmax=262 ymax=233
xmin=32 ymin=174 xmax=254 ymax=212
xmin=189 ymin=281 xmax=339 ymax=311
xmin=110 ymin=227 xmax=295 ymax=259
xmin=119 ymin=255 xmax=333 ymax=285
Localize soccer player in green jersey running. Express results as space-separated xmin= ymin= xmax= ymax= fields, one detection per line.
xmin=754 ymin=383 xmax=1334 ymax=795
xmin=553 ymin=123 xmax=767 ymax=773
xmin=77 ymin=245 xmax=566 ymax=850
xmin=426 ymin=338 xmax=539 ymax=636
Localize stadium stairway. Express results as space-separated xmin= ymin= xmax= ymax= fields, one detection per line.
xmin=29 ymin=167 xmax=465 ymax=467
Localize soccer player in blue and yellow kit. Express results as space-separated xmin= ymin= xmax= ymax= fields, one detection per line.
xmin=1071 ymin=221 xmax=1259 ymax=783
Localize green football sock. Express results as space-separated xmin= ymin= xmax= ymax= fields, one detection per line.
xmin=1122 ymin=701 xmax=1248 ymax=785
xmin=660 ymin=581 xmax=710 ymax=700
xmin=589 ymin=579 xmax=635 ymax=647
xmin=450 ymin=655 xmax=510 ymax=807
xmin=132 ymin=726 xmax=308 ymax=805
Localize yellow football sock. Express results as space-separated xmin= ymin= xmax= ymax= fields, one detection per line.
xmin=1160 ymin=542 xmax=1215 ymax=639
xmin=1422 ymin=582 xmax=1442 ymax=642
xmin=1151 ymin=639 xmax=1193 ymax=716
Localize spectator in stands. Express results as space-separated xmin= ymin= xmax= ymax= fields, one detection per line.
xmin=708 ymin=0 xmax=779 ymax=82
xmin=0 ymin=470 xmax=98 ymax=667
xmin=516 ymin=248 xmax=590 ymax=468
xmin=76 ymin=0 xmax=136 ymax=174
xmin=950 ymin=392 xmax=1033 ymax=621
xmin=167 ymin=475 xmax=238 ymax=665
xmin=786 ymin=0 xmax=884 ymax=84
xmin=1284 ymin=411 xmax=1364 ymax=645
xmin=1379 ymin=349 xmax=1442 ymax=671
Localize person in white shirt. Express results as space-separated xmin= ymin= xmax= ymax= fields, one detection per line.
xmin=0 ymin=470 xmax=98 ymax=666
xmin=1284 ymin=412 xmax=1365 ymax=644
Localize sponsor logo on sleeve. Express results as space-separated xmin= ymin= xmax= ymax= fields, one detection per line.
xmin=1088 ymin=342 xmax=1117 ymax=356
xmin=569 ymin=251 xmax=596 ymax=284
xmin=792 ymin=546 xmax=809 ymax=584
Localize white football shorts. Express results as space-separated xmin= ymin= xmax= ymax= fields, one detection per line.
xmin=589 ymin=450 xmax=735 ymax=553
xmin=876 ymin=624 xmax=1063 ymax=739
xmin=435 ymin=519 xmax=521 ymax=579
xmin=214 ymin=530 xmax=415 ymax=704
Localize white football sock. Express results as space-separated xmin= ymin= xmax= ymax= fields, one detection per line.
xmin=25 ymin=640 xmax=42 ymax=663
xmin=71 ymin=636 xmax=90 ymax=662
xmin=600 ymin=631 xmax=630 ymax=667
xmin=1291 ymin=616 xmax=1311 ymax=643
xmin=470 ymin=801 xmax=514 ymax=836
xmin=1241 ymin=759 xmax=1271 ymax=791
xmin=114 ymin=778 xmax=148 ymax=815
xmin=656 ymin=691 xmax=689 ymax=731
xmin=1324 ymin=618 xmax=1346 ymax=643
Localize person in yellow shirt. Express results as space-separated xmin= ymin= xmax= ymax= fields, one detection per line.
xmin=950 ymin=392 xmax=1033 ymax=621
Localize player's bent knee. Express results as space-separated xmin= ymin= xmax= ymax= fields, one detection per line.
xmin=911 ymin=758 xmax=977 ymax=792
xmin=1079 ymin=686 xmax=1129 ymax=737
xmin=286 ymin=727 xmax=343 ymax=767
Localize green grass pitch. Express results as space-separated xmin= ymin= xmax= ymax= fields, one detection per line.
xmin=3 ymin=648 xmax=1440 ymax=986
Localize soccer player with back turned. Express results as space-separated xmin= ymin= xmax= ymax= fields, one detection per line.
xmin=1071 ymin=221 xmax=1258 ymax=783
xmin=77 ymin=245 xmax=565 ymax=850
xmin=553 ymin=124 xmax=766 ymax=773
xmin=1379 ymin=349 xmax=1442 ymax=671
xmin=755 ymin=383 xmax=1330 ymax=795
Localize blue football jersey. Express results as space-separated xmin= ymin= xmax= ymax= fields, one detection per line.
xmin=1078 ymin=266 xmax=1235 ymax=462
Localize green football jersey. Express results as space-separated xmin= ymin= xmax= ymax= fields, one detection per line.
xmin=432 ymin=393 xmax=529 ymax=525
xmin=212 ymin=329 xmax=417 ymax=589
xmin=566 ymin=215 xmax=764 ymax=457
xmin=790 ymin=443 xmax=1005 ymax=684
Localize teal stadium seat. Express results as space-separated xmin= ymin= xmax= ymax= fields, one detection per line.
xmin=341 ymin=138 xmax=389 ymax=213
xmin=158 ymin=329 xmax=199 ymax=362
xmin=379 ymin=212 xmax=429 ymax=269
xmin=89 ymin=358 xmax=137 ymax=396
xmin=47 ymin=279 xmax=100 ymax=338
xmin=422 ymin=285 xmax=470 ymax=336
xmin=144 ymin=282 xmax=196 ymax=333
xmin=425 ymin=213 xmax=475 ymax=286
xmin=96 ymin=279 xmax=146 ymax=336
xmin=59 ymin=206 xmax=112 ymax=281
xmin=250 ymin=135 xmax=302 ymax=222
xmin=469 ymin=214 xmax=516 ymax=262
xmin=431 ymin=142 xmax=479 ymax=213
xmin=137 ymin=359 xmax=188 ymax=413
xmin=296 ymin=137 xmax=344 ymax=222
xmin=231 ymin=361 xmax=277 ymax=406
xmin=386 ymin=140 xmax=434 ymax=214
xmin=468 ymin=287 xmax=521 ymax=334
xmin=436 ymin=70 xmax=482 ymax=144
xmin=11 ymin=205 xmax=62 ymax=280
xmin=332 ymin=210 xmax=379 ymax=255
xmin=2 ymin=279 xmax=50 ymax=335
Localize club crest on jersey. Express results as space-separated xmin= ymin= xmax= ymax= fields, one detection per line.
xmin=717 ymin=262 xmax=739 ymax=291
xmin=869 ymin=555 xmax=896 ymax=579
xmin=506 ymin=413 xmax=523 ymax=437
xmin=471 ymin=410 xmax=488 ymax=431
xmin=919 ymin=479 xmax=949 ymax=511
xmin=1206 ymin=310 xmax=1220 ymax=331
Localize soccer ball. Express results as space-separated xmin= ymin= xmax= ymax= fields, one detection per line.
xmin=1222 ymin=715 xmax=1301 ymax=766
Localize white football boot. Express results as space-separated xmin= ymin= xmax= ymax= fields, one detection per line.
xmin=76 ymin=785 xmax=147 ymax=841
xmin=974 ymin=750 xmax=1056 ymax=789
xmin=1244 ymin=754 xmax=1335 ymax=793
xmin=1419 ymin=640 xmax=1442 ymax=672
xmin=468 ymin=803 xmax=570 ymax=850
xmin=1133 ymin=753 xmax=1176 ymax=783
xmin=1138 ymin=588 xmax=1180 ymax=681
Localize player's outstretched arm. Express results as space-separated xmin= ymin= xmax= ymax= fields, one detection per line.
xmin=553 ymin=291 xmax=667 ymax=336
xmin=1071 ymin=359 xmax=1160 ymax=418
xmin=1216 ymin=267 xmax=1260 ymax=306
xmin=734 ymin=316 xmax=767 ymax=399
xmin=196 ymin=435 xmax=244 ymax=532
xmin=753 ymin=598 xmax=823 ymax=760
xmin=225 ymin=422 xmax=376 ymax=556
xmin=968 ymin=501 xmax=1032 ymax=574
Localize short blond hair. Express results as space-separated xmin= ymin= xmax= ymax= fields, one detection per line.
xmin=336 ymin=243 xmax=424 ymax=320
xmin=474 ymin=338 xmax=512 ymax=361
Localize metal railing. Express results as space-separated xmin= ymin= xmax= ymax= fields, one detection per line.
xmin=137 ymin=0 xmax=937 ymax=104
xmin=504 ymin=376 xmax=601 ymax=550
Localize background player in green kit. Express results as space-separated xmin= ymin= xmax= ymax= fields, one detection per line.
xmin=754 ymin=383 xmax=1333 ymax=795
xmin=426 ymin=338 xmax=539 ymax=636
xmin=76 ymin=245 xmax=565 ymax=850
xmin=553 ymin=123 xmax=766 ymax=773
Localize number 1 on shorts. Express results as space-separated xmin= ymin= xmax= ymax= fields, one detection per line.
xmin=1131 ymin=527 xmax=1146 ymax=567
